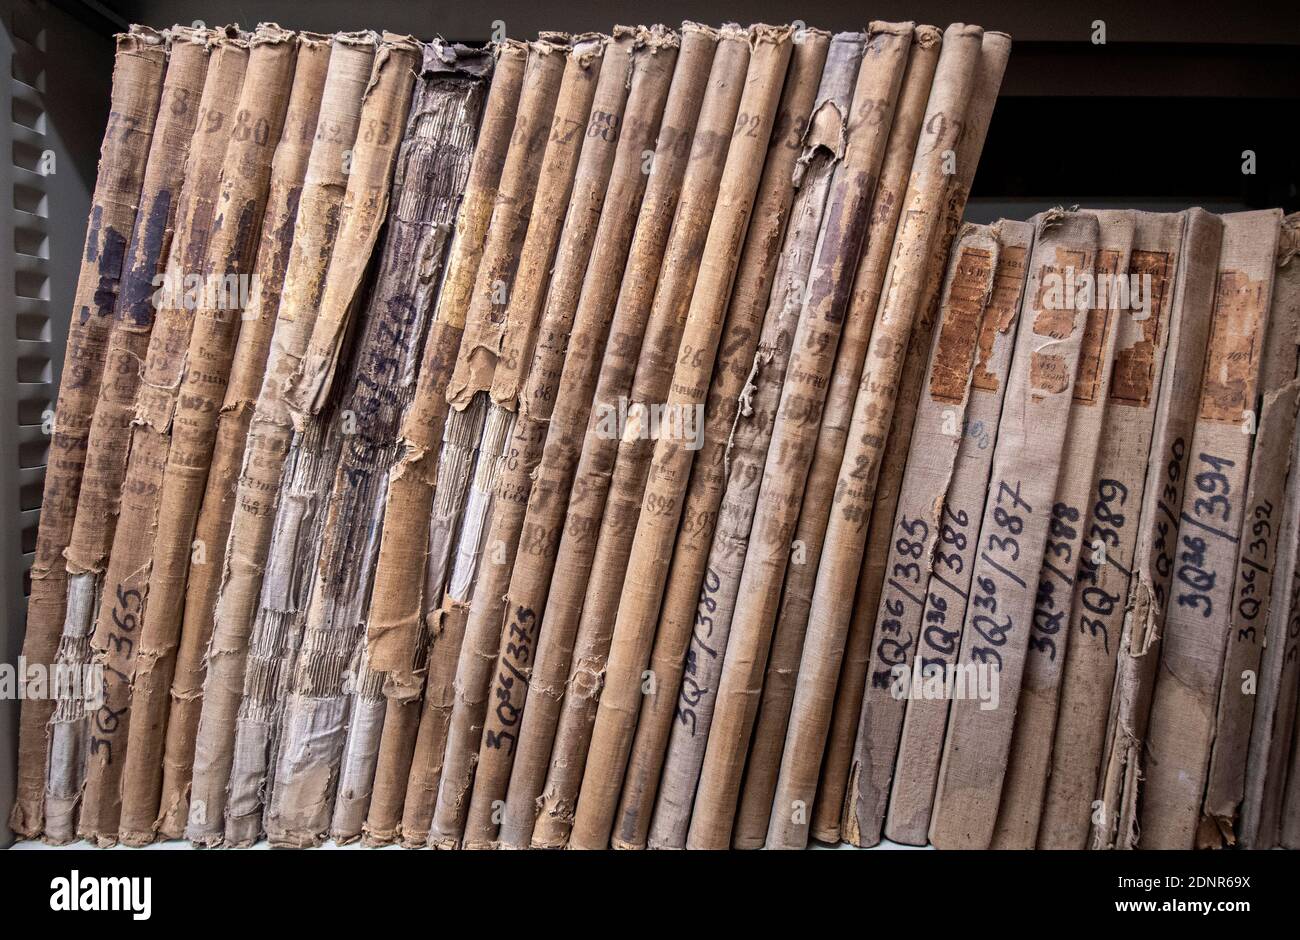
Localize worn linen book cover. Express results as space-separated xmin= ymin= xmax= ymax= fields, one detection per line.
xmin=1204 ymin=214 xmax=1300 ymax=845
xmin=763 ymin=28 xmax=987 ymax=851
xmin=424 ymin=29 xmax=655 ymax=848
xmin=9 ymin=26 xmax=167 ymax=839
xmin=569 ymin=24 xmax=800 ymax=850
xmin=457 ymin=27 xmax=716 ymax=850
xmin=111 ymin=25 xmax=301 ymax=845
xmin=1236 ymin=218 xmax=1300 ymax=849
xmin=509 ymin=25 xmax=753 ymax=850
xmin=681 ymin=20 xmax=918 ymax=851
xmin=312 ymin=42 xmax=495 ymax=845
xmin=1138 ymin=208 xmax=1281 ymax=849
xmin=644 ymin=31 xmax=867 ymax=851
xmin=477 ymin=25 xmax=729 ymax=849
xmin=1092 ymin=208 xmax=1225 ymax=849
xmin=389 ymin=35 xmax=666 ymax=847
xmin=183 ymin=32 xmax=377 ymax=845
xmin=618 ymin=29 xmax=862 ymax=850
xmin=990 ymin=210 xmax=1134 ymax=849
xmin=41 ymin=27 xmax=211 ymax=844
xmin=233 ymin=35 xmax=419 ymax=848
xmin=733 ymin=26 xmax=936 ymax=850
xmin=1036 ymin=211 xmax=1184 ymax=849
xmin=812 ymin=31 xmax=1012 ymax=845
xmin=879 ymin=219 xmax=1033 ymax=846
xmin=826 ymin=222 xmax=1001 ymax=850
xmin=75 ymin=32 xmax=249 ymax=845
xmin=153 ymin=32 xmax=332 ymax=840
xmin=927 ymin=207 xmax=1099 ymax=850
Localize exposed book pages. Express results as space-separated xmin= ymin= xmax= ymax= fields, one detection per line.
xmin=1139 ymin=208 xmax=1281 ymax=849
xmin=1037 ymin=211 xmax=1184 ymax=848
xmin=928 ymin=207 xmax=1100 ymax=850
xmin=991 ymin=209 xmax=1134 ymax=848
xmin=184 ymin=33 xmax=378 ymax=845
xmin=154 ymin=31 xmax=333 ymax=841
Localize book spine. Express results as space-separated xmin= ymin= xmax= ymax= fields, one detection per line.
xmin=183 ymin=32 xmax=378 ymax=845
xmin=479 ymin=24 xmax=734 ymax=850
xmin=40 ymin=28 xmax=210 ymax=844
xmin=512 ymin=24 xmax=754 ymax=851
xmin=570 ymin=24 xmax=802 ymax=850
xmin=1093 ymin=208 xmax=1225 ymax=849
xmin=9 ymin=26 xmax=166 ymax=840
xmin=113 ymin=24 xmax=301 ymax=846
xmin=304 ymin=42 xmax=496 ymax=846
xmin=1205 ymin=214 xmax=1300 ymax=842
xmin=1036 ymin=211 xmax=1185 ymax=848
xmin=1139 ymin=208 xmax=1281 ymax=849
xmin=234 ymin=36 xmax=418 ymax=848
xmin=153 ymin=31 xmax=333 ymax=841
xmin=927 ymin=207 xmax=1100 ymax=850
xmin=733 ymin=26 xmax=936 ymax=850
xmin=764 ymin=27 xmax=986 ymax=850
xmin=76 ymin=32 xmax=250 ymax=846
xmin=879 ymin=220 xmax=1033 ymax=845
xmin=990 ymin=210 xmax=1135 ymax=848
xmin=1237 ymin=216 xmax=1300 ymax=848
xmin=813 ymin=221 xmax=997 ymax=853
xmin=637 ymin=33 xmax=858 ymax=853
xmin=1237 ymin=386 xmax=1300 ymax=848
xmin=618 ymin=30 xmax=862 ymax=851
xmin=423 ymin=30 xmax=641 ymax=848
xmin=444 ymin=38 xmax=571 ymax=410
xmin=683 ymin=20 xmax=918 ymax=850
xmin=813 ymin=30 xmax=1011 ymax=843
xmin=480 ymin=25 xmax=716 ymax=850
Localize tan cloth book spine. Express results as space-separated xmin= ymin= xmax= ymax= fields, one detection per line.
xmin=9 ymin=26 xmax=166 ymax=840
xmin=1237 ymin=217 xmax=1300 ymax=849
xmin=763 ymin=29 xmax=987 ymax=850
xmin=153 ymin=31 xmax=333 ymax=840
xmin=40 ymin=27 xmax=210 ymax=844
xmin=681 ymin=20 xmax=919 ymax=851
xmin=1205 ymin=214 xmax=1300 ymax=843
xmin=76 ymin=31 xmax=250 ymax=845
xmin=927 ymin=207 xmax=1100 ymax=850
xmin=879 ymin=220 xmax=1033 ymax=846
xmin=812 ymin=30 xmax=1012 ymax=843
xmin=990 ymin=210 xmax=1135 ymax=849
xmin=1092 ymin=208 xmax=1225 ymax=849
xmin=183 ymin=32 xmax=378 ymax=845
xmin=1036 ymin=211 xmax=1185 ymax=849
xmin=1139 ymin=208 xmax=1281 ymax=849
xmin=474 ymin=25 xmax=724 ymax=849
xmin=110 ymin=24 xmax=301 ymax=846
xmin=570 ymin=24 xmax=810 ymax=850
xmin=732 ymin=27 xmax=937 ymax=850
xmin=424 ymin=30 xmax=649 ymax=848
xmin=618 ymin=29 xmax=863 ymax=851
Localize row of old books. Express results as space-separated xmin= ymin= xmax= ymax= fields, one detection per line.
xmin=11 ymin=17 xmax=1295 ymax=852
